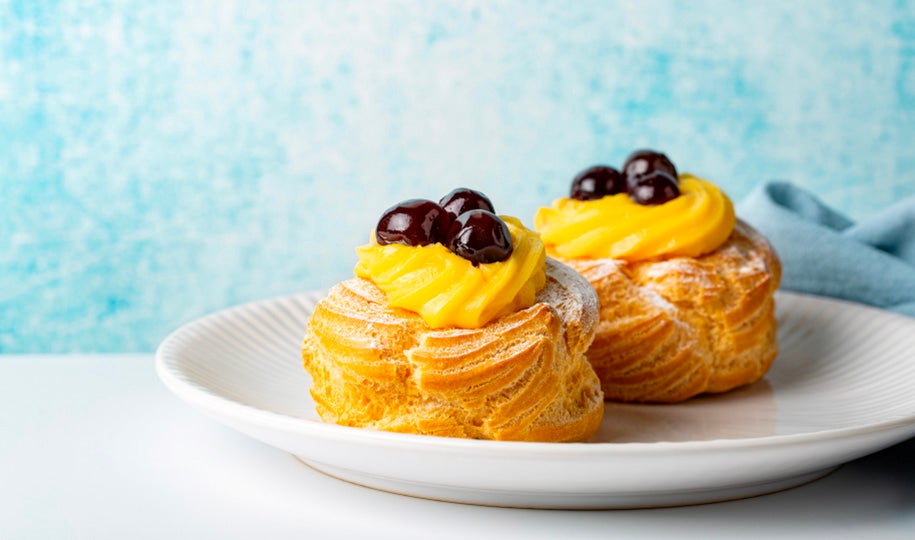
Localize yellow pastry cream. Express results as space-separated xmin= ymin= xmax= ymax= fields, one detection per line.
xmin=355 ymin=216 xmax=547 ymax=329
xmin=534 ymin=174 xmax=736 ymax=262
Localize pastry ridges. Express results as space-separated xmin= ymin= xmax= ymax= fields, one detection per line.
xmin=302 ymin=258 xmax=604 ymax=441
xmin=563 ymin=219 xmax=781 ymax=403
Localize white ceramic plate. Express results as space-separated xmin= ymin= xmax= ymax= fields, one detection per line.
xmin=156 ymin=291 xmax=915 ymax=509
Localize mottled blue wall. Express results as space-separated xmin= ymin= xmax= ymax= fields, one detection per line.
xmin=3 ymin=1 xmax=915 ymax=352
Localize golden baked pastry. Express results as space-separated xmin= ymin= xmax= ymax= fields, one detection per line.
xmin=535 ymin=153 xmax=781 ymax=403
xmin=302 ymin=258 xmax=604 ymax=441
xmin=563 ymin=220 xmax=781 ymax=402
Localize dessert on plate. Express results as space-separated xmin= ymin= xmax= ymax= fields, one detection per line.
xmin=302 ymin=189 xmax=603 ymax=441
xmin=534 ymin=150 xmax=782 ymax=403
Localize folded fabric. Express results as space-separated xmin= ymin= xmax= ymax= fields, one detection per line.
xmin=737 ymin=182 xmax=915 ymax=318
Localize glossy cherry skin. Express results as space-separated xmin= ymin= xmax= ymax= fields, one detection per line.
xmin=570 ymin=165 xmax=625 ymax=201
xmin=446 ymin=210 xmax=513 ymax=265
xmin=375 ymin=199 xmax=451 ymax=246
xmin=439 ymin=188 xmax=496 ymax=221
xmin=628 ymin=171 xmax=681 ymax=205
xmin=622 ymin=150 xmax=678 ymax=184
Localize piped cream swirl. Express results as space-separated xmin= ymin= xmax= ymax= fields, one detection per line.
xmin=354 ymin=216 xmax=547 ymax=329
xmin=534 ymin=175 xmax=736 ymax=261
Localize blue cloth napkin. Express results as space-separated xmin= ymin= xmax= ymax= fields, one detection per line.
xmin=737 ymin=182 xmax=915 ymax=318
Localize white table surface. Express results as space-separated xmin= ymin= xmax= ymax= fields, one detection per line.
xmin=2 ymin=354 xmax=913 ymax=539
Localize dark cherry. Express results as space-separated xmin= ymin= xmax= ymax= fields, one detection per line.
xmin=622 ymin=149 xmax=678 ymax=184
xmin=375 ymin=199 xmax=451 ymax=246
xmin=628 ymin=171 xmax=681 ymax=206
xmin=446 ymin=210 xmax=513 ymax=265
xmin=439 ymin=188 xmax=496 ymax=221
xmin=570 ymin=165 xmax=625 ymax=201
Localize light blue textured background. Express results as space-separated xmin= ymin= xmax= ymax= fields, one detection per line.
xmin=3 ymin=1 xmax=915 ymax=353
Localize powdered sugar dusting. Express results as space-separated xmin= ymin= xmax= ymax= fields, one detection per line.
xmin=640 ymin=286 xmax=676 ymax=312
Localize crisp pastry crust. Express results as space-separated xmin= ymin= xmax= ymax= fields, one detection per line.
xmin=561 ymin=220 xmax=782 ymax=403
xmin=302 ymin=258 xmax=604 ymax=442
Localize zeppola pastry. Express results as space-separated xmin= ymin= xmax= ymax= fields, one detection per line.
xmin=302 ymin=189 xmax=604 ymax=441
xmin=535 ymin=150 xmax=781 ymax=403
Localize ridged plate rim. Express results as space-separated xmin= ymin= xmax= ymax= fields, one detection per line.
xmin=155 ymin=290 xmax=915 ymax=507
